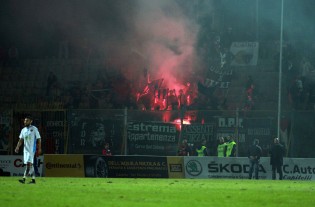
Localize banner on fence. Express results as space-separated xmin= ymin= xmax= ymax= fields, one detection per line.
xmin=230 ymin=42 xmax=259 ymax=66
xmin=0 ymin=111 xmax=11 ymax=154
xmin=42 ymin=111 xmax=66 ymax=154
xmin=68 ymin=110 xmax=124 ymax=154
xmin=243 ymin=118 xmax=276 ymax=156
xmin=127 ymin=122 xmax=179 ymax=156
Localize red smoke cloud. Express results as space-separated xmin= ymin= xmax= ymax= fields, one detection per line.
xmin=131 ymin=0 xmax=200 ymax=92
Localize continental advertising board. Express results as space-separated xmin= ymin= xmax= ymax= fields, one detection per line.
xmin=184 ymin=157 xmax=315 ymax=181
xmin=44 ymin=154 xmax=85 ymax=177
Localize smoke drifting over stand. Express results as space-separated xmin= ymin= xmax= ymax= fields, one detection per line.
xmin=3 ymin=0 xmax=315 ymax=109
xmin=106 ymin=0 xmax=200 ymax=91
xmin=1 ymin=1 xmax=205 ymax=89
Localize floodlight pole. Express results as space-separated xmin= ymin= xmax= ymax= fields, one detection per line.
xmin=255 ymin=0 xmax=259 ymax=41
xmin=277 ymin=0 xmax=284 ymax=139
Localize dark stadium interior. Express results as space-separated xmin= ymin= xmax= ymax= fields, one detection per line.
xmin=1 ymin=0 xmax=315 ymax=158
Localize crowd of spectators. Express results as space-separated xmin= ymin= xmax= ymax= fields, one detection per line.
xmin=1 ymin=36 xmax=315 ymax=111
xmin=281 ymin=44 xmax=315 ymax=110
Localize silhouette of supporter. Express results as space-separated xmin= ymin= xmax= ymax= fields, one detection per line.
xmin=102 ymin=142 xmax=112 ymax=156
xmin=167 ymin=89 xmax=178 ymax=110
xmin=46 ymin=71 xmax=58 ymax=96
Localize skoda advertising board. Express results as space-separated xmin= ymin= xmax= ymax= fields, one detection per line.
xmin=184 ymin=157 xmax=315 ymax=181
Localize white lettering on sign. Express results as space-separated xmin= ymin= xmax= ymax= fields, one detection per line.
xmin=218 ymin=117 xmax=243 ymax=128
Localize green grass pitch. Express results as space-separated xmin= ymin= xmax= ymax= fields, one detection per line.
xmin=1 ymin=177 xmax=315 ymax=207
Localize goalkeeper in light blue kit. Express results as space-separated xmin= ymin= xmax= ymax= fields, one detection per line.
xmin=15 ymin=115 xmax=42 ymax=184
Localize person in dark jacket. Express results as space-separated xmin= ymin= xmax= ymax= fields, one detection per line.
xmin=248 ymin=139 xmax=262 ymax=179
xmin=269 ymin=138 xmax=285 ymax=180
xmin=177 ymin=138 xmax=192 ymax=156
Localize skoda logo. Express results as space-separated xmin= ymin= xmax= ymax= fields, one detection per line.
xmin=186 ymin=160 xmax=202 ymax=176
